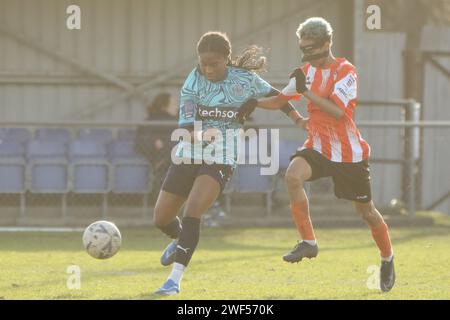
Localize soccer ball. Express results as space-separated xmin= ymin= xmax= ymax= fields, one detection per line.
xmin=82 ymin=220 xmax=122 ymax=259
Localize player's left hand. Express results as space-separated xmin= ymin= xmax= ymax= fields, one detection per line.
xmin=290 ymin=69 xmax=308 ymax=94
xmin=237 ymin=98 xmax=258 ymax=124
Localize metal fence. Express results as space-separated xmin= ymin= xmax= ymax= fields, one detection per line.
xmin=0 ymin=122 xmax=177 ymax=225
xmin=0 ymin=110 xmax=449 ymax=226
xmin=250 ymin=99 xmax=450 ymax=217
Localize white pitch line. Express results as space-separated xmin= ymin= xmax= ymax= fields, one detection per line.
xmin=0 ymin=227 xmax=84 ymax=233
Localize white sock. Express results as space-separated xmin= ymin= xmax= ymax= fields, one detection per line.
xmin=303 ymin=240 xmax=317 ymax=246
xmin=168 ymin=262 xmax=185 ymax=284
xmin=381 ymin=253 xmax=394 ymax=262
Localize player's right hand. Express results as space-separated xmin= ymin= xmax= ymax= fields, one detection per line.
xmin=289 ymin=69 xmax=308 ymax=94
xmin=237 ymin=98 xmax=258 ymax=124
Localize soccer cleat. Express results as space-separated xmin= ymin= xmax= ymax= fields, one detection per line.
xmin=283 ymin=241 xmax=319 ymax=263
xmin=154 ymin=279 xmax=180 ymax=296
xmin=380 ymin=256 xmax=396 ymax=292
xmin=160 ymin=239 xmax=178 ymax=266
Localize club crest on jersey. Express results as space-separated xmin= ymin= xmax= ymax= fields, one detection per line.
xmin=230 ymin=84 xmax=245 ymax=98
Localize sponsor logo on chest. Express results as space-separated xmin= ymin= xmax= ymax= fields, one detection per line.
xmin=197 ymin=105 xmax=239 ymax=121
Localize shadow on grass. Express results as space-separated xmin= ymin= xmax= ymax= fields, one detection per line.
xmin=1 ymin=226 xmax=449 ymax=255
xmin=127 ymin=292 xmax=174 ymax=300
xmin=0 ymin=250 xmax=279 ymax=294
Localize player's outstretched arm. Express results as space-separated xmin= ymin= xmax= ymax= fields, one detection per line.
xmin=236 ymin=96 xmax=308 ymax=131
xmin=302 ymin=91 xmax=344 ymax=119
xmin=290 ymin=68 xmax=344 ymax=119
xmin=255 ymin=95 xmax=287 ymax=110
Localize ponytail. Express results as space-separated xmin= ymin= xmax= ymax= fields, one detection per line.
xmin=230 ymin=45 xmax=266 ymax=74
xmin=197 ymin=32 xmax=267 ymax=74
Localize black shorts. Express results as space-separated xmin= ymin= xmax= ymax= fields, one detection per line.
xmin=161 ymin=162 xmax=234 ymax=198
xmin=290 ymin=149 xmax=372 ymax=203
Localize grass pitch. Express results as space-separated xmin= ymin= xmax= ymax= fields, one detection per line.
xmin=1 ymin=213 xmax=450 ymax=300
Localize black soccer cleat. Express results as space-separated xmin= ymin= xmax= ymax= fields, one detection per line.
xmin=283 ymin=241 xmax=319 ymax=263
xmin=380 ymin=256 xmax=396 ymax=292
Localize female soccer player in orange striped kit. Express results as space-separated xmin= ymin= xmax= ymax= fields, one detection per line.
xmin=238 ymin=17 xmax=395 ymax=292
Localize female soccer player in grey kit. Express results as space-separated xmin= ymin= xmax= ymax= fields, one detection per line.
xmin=153 ymin=31 xmax=307 ymax=295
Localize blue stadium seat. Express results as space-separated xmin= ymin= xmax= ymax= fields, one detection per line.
xmin=237 ymin=131 xmax=259 ymax=164
xmin=7 ymin=128 xmax=32 ymax=145
xmin=109 ymin=140 xmax=151 ymax=193
xmin=78 ymin=128 xmax=113 ymax=145
xmin=69 ymin=140 xmax=110 ymax=218
xmin=26 ymin=140 xmax=69 ymax=217
xmin=26 ymin=140 xmax=68 ymax=193
xmin=233 ymin=165 xmax=275 ymax=215
xmin=235 ymin=165 xmax=274 ymax=193
xmin=0 ymin=141 xmax=27 ymax=216
xmin=0 ymin=140 xmax=25 ymax=158
xmin=69 ymin=140 xmax=110 ymax=193
xmin=234 ymin=132 xmax=278 ymax=215
xmin=109 ymin=140 xmax=152 ymax=217
xmin=0 ymin=128 xmax=8 ymax=141
xmin=109 ymin=140 xmax=140 ymax=158
xmin=113 ymin=162 xmax=151 ymax=193
xmin=279 ymin=140 xmax=301 ymax=170
xmin=36 ymin=128 xmax=72 ymax=143
xmin=0 ymin=141 xmax=26 ymax=193
xmin=0 ymin=128 xmax=32 ymax=145
xmin=117 ymin=128 xmax=137 ymax=141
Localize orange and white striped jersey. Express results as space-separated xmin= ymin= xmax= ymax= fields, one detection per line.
xmin=280 ymin=57 xmax=370 ymax=163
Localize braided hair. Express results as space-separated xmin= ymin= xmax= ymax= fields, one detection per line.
xmin=197 ymin=31 xmax=266 ymax=74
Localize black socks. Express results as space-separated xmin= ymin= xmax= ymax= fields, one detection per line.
xmin=174 ymin=217 xmax=201 ymax=267
xmin=158 ymin=216 xmax=182 ymax=239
